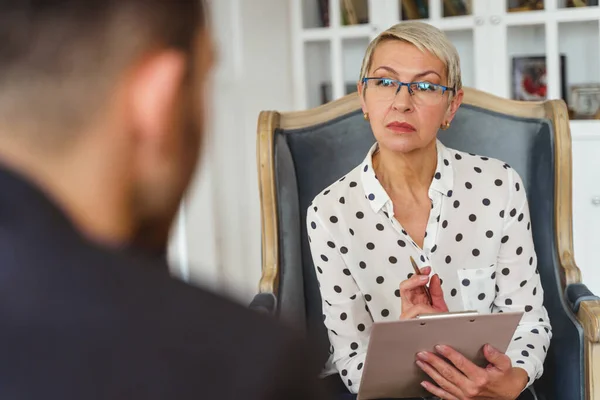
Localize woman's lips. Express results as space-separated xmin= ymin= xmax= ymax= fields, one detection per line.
xmin=386 ymin=121 xmax=416 ymax=133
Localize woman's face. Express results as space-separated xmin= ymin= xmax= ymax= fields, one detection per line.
xmin=359 ymin=40 xmax=463 ymax=154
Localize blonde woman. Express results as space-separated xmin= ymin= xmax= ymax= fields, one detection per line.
xmin=307 ymin=21 xmax=550 ymax=400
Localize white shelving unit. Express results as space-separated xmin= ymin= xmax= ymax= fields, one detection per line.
xmin=292 ymin=0 xmax=600 ymax=109
xmin=290 ymin=0 xmax=600 ymax=292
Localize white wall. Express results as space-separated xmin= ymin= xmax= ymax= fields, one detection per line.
xmin=168 ymin=0 xmax=294 ymax=304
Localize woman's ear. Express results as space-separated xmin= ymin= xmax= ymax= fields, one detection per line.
xmin=445 ymin=88 xmax=464 ymax=123
xmin=358 ymin=81 xmax=368 ymax=114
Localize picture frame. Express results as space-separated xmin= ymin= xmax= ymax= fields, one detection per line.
xmin=570 ymin=84 xmax=600 ymax=119
xmin=511 ymin=55 xmax=567 ymax=102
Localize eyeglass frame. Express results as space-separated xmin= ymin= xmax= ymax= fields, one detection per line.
xmin=361 ymin=77 xmax=456 ymax=99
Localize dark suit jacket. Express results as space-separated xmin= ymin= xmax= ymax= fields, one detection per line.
xmin=0 ymin=166 xmax=327 ymax=399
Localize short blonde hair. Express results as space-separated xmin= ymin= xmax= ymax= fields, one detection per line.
xmin=359 ymin=21 xmax=462 ymax=92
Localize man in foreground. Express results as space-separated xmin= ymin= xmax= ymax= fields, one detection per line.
xmin=0 ymin=1 xmax=327 ymax=398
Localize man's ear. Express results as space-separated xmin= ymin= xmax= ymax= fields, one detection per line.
xmin=129 ymin=50 xmax=187 ymax=141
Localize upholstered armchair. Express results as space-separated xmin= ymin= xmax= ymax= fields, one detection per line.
xmin=252 ymin=87 xmax=600 ymax=399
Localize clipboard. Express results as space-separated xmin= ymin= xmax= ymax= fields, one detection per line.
xmin=357 ymin=311 xmax=524 ymax=400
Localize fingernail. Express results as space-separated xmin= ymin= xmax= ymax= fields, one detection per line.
xmin=417 ymin=351 xmax=428 ymax=360
xmin=486 ymin=344 xmax=496 ymax=353
xmin=415 ymin=360 xmax=425 ymax=369
xmin=435 ymin=345 xmax=446 ymax=353
xmin=420 ymin=381 xmax=428 ymax=388
xmin=420 ymin=275 xmax=429 ymax=281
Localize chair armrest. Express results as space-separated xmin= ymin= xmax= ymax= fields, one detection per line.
xmin=249 ymin=292 xmax=278 ymax=315
xmin=577 ymin=298 xmax=600 ymax=344
xmin=567 ymin=283 xmax=600 ymax=313
xmin=566 ymin=283 xmax=600 ymax=343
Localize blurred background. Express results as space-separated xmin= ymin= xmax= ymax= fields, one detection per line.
xmin=168 ymin=0 xmax=600 ymax=303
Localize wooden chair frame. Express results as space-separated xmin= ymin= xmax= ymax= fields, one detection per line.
xmin=256 ymin=87 xmax=600 ymax=399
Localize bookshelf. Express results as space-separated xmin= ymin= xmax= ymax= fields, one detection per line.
xmin=290 ymin=0 xmax=600 ymax=293
xmin=292 ymin=0 xmax=600 ymax=111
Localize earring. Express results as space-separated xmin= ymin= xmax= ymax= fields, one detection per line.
xmin=364 ymin=113 xmax=369 ymax=121
xmin=440 ymin=121 xmax=450 ymax=130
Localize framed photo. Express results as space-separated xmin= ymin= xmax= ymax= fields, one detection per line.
xmin=512 ymin=55 xmax=567 ymax=102
xmin=570 ymin=84 xmax=600 ymax=119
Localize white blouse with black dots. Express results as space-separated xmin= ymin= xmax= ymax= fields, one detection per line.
xmin=306 ymin=140 xmax=552 ymax=394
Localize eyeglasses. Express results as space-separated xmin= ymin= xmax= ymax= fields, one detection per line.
xmin=362 ymin=77 xmax=455 ymax=106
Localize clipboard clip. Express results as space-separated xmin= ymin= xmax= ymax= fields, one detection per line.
xmin=416 ymin=310 xmax=479 ymax=320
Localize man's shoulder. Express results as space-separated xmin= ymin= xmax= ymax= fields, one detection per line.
xmin=97 ymin=248 xmax=294 ymax=346
xmin=6 ymin=231 xmax=294 ymax=354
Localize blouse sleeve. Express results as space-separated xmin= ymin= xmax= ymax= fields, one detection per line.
xmin=306 ymin=205 xmax=374 ymax=394
xmin=493 ymin=167 xmax=552 ymax=389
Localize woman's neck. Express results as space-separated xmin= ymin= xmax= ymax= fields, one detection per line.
xmin=372 ymin=139 xmax=438 ymax=196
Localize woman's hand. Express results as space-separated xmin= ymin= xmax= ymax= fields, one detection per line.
xmin=416 ymin=344 xmax=529 ymax=400
xmin=399 ymin=266 xmax=448 ymax=319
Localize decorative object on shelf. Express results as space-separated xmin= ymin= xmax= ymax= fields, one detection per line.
xmin=443 ymin=0 xmax=471 ymax=17
xmin=401 ymin=0 xmax=429 ymax=20
xmin=512 ymin=55 xmax=566 ymax=102
xmin=507 ymin=0 xmax=544 ymax=12
xmin=570 ymin=84 xmax=600 ymax=119
xmin=341 ymin=0 xmax=358 ymax=25
xmin=566 ymin=0 xmax=599 ymax=7
xmin=341 ymin=0 xmax=369 ymax=25
xmin=320 ymin=82 xmax=358 ymax=104
xmin=317 ymin=0 xmax=330 ymax=27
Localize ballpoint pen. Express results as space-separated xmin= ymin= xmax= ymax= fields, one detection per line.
xmin=409 ymin=256 xmax=432 ymax=305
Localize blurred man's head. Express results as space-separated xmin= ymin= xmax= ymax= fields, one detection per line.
xmin=0 ymin=0 xmax=213 ymax=252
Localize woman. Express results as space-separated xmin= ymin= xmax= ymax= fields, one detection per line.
xmin=307 ymin=21 xmax=551 ymax=400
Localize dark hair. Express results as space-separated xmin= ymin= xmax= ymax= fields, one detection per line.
xmin=0 ymin=0 xmax=205 ymax=146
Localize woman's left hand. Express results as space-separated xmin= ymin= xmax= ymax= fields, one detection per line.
xmin=415 ymin=343 xmax=529 ymax=400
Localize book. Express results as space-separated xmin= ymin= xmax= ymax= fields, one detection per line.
xmin=401 ymin=0 xmax=421 ymax=20
xmin=317 ymin=0 xmax=329 ymax=27
xmin=342 ymin=0 xmax=359 ymax=25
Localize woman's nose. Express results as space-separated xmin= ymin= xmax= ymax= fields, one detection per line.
xmin=391 ymin=85 xmax=414 ymax=112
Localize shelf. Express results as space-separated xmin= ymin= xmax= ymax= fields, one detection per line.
xmin=507 ymin=24 xmax=548 ymax=101
xmin=554 ymin=5 xmax=600 ymax=21
xmin=558 ymin=20 xmax=600 ymax=120
xmin=559 ymin=20 xmax=600 ymax=114
xmin=433 ymin=15 xmax=475 ymax=30
xmin=342 ymin=38 xmax=369 ymax=94
xmin=302 ymin=0 xmax=326 ymax=29
xmin=504 ymin=5 xmax=600 ymax=25
xmin=305 ymin=41 xmax=332 ymax=108
xmin=504 ymin=9 xmax=549 ymax=25
xmin=444 ymin=29 xmax=475 ymax=88
xmin=294 ymin=0 xmax=600 ymax=114
xmin=301 ymin=25 xmax=373 ymax=41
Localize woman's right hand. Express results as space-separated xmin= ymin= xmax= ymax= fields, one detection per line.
xmin=399 ymin=266 xmax=448 ymax=320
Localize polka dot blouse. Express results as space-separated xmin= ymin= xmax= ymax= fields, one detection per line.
xmin=306 ymin=140 xmax=552 ymax=394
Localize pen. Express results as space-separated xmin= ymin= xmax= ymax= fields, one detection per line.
xmin=410 ymin=256 xmax=432 ymax=305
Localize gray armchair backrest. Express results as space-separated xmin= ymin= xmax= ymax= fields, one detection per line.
xmin=271 ymin=98 xmax=583 ymax=400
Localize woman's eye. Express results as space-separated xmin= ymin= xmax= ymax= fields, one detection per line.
xmin=377 ymin=79 xmax=394 ymax=87
xmin=416 ymin=82 xmax=436 ymax=91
